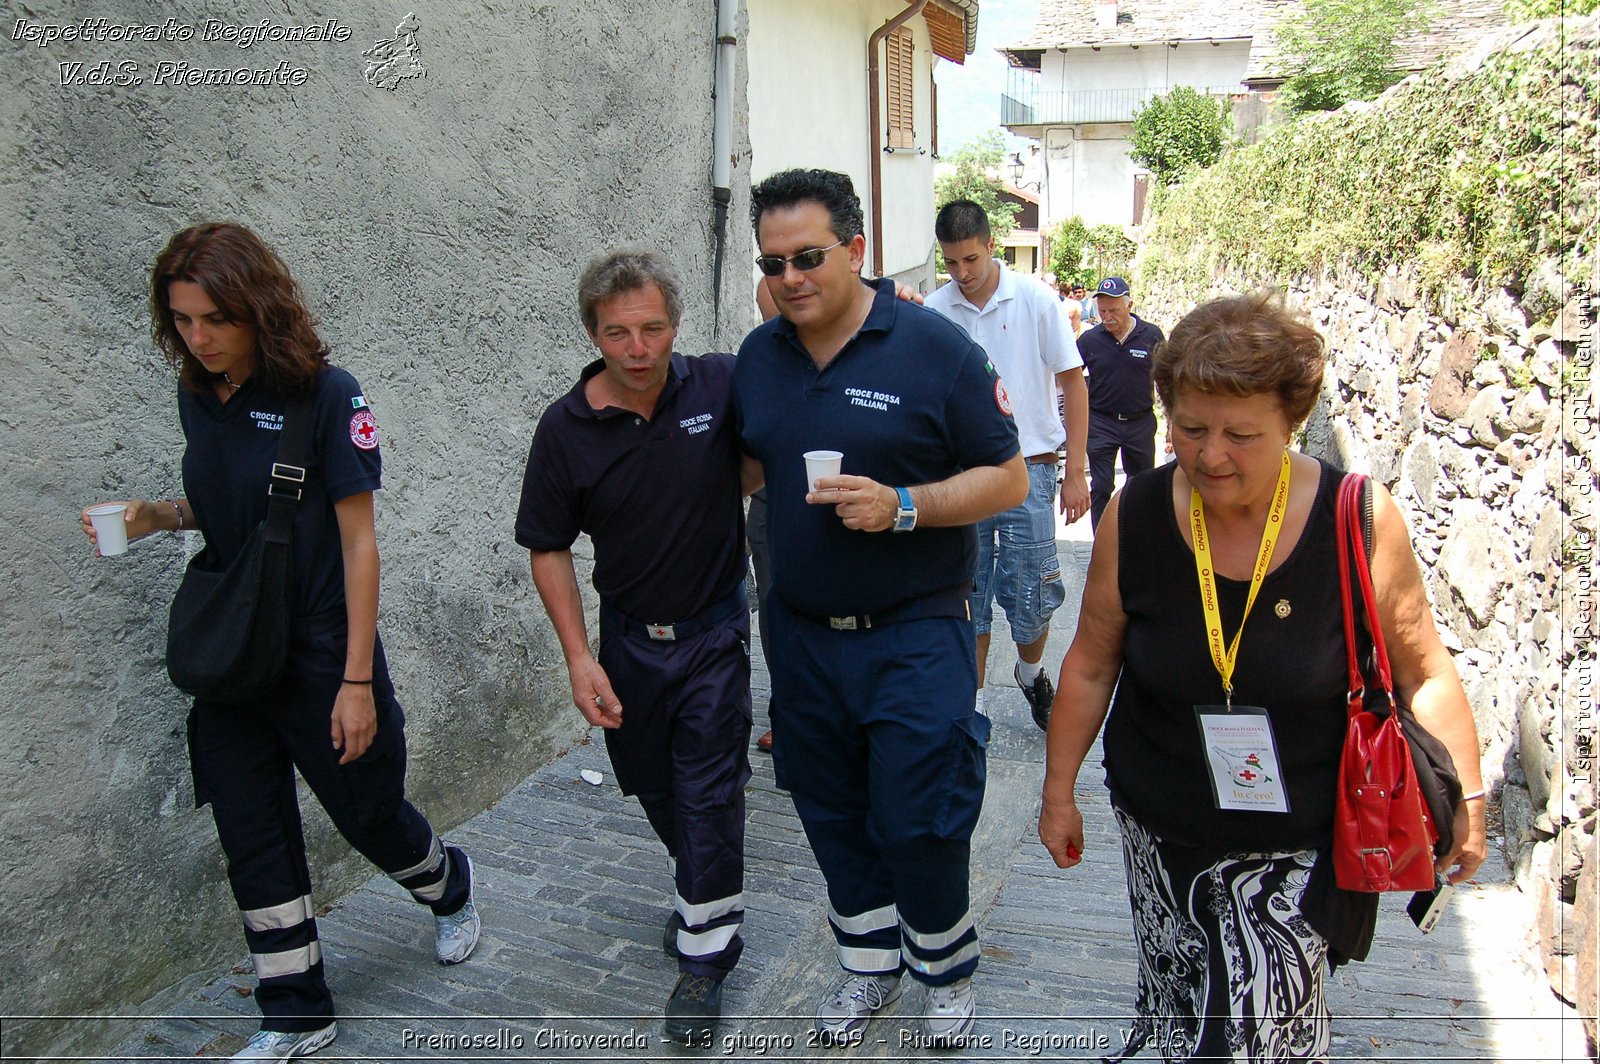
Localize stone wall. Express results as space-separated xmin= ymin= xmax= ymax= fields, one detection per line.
xmin=1140 ymin=265 xmax=1599 ymax=1048
xmin=0 ymin=4 xmax=753 ymax=1058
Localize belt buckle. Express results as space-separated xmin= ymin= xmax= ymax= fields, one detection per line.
xmin=647 ymin=623 xmax=677 ymax=641
xmin=828 ymin=616 xmax=858 ymax=631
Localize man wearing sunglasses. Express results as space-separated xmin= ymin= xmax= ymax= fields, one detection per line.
xmin=733 ymin=168 xmax=1027 ymax=1047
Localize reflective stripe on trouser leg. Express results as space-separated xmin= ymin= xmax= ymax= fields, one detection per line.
xmin=674 ymin=888 xmax=745 ymax=964
xmin=670 ymin=788 xmax=748 ymax=976
xmin=901 ymin=907 xmax=980 ymax=981
xmin=389 ymin=832 xmax=448 ymax=903
xmin=241 ymin=894 xmax=325 ymax=1003
xmin=828 ymin=901 xmax=902 ymax=975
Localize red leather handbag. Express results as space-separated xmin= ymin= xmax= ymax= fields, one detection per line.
xmin=1332 ymin=473 xmax=1440 ymax=892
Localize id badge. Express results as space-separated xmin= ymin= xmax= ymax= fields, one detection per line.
xmin=1194 ymin=704 xmax=1290 ymax=813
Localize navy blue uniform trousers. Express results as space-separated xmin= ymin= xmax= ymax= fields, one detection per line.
xmin=1088 ymin=409 xmax=1158 ymax=528
xmin=598 ymin=600 xmax=751 ymax=977
xmin=188 ymin=619 xmax=467 ymax=1032
xmin=768 ymin=596 xmax=987 ymax=986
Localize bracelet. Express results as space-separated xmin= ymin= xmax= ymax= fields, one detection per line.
xmin=1462 ymin=789 xmax=1486 ymax=801
xmin=342 ymin=678 xmax=374 ymax=686
xmin=171 ymin=499 xmax=185 ymax=531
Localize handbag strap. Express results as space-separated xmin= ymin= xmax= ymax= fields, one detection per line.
xmin=263 ymin=392 xmax=317 ymax=545
xmin=1338 ymin=473 xmax=1398 ymax=711
xmin=1336 ymin=474 xmax=1363 ymax=713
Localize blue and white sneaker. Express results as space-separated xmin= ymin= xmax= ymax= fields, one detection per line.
xmin=434 ymin=847 xmax=480 ymax=964
xmin=231 ymin=1022 xmax=337 ymax=1060
xmin=923 ymin=977 xmax=977 ymax=1045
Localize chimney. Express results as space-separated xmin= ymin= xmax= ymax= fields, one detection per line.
xmin=1093 ymin=0 xmax=1119 ymax=29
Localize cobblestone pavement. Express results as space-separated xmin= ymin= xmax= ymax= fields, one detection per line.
xmin=97 ymin=530 xmax=1591 ymax=1063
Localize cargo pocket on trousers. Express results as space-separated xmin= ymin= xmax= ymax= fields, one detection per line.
xmin=934 ymin=711 xmax=991 ymax=840
xmin=1039 ymin=555 xmax=1066 ymax=616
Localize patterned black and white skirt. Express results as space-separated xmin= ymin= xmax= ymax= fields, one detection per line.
xmin=1105 ymin=807 xmax=1331 ymax=1064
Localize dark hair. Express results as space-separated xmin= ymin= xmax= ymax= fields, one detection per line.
xmin=577 ymin=249 xmax=684 ymax=333
xmin=934 ymin=200 xmax=990 ymax=244
xmin=1154 ymin=290 xmax=1327 ymax=426
xmin=750 ymin=169 xmax=863 ymax=243
xmin=151 ymin=223 xmax=328 ymax=395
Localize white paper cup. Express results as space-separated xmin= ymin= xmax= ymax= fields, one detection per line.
xmin=803 ymin=450 xmax=843 ymax=492
xmin=86 ymin=504 xmax=129 ymax=556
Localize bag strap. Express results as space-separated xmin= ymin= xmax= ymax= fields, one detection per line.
xmin=1336 ymin=474 xmax=1364 ymax=714
xmin=263 ymin=392 xmax=317 ymax=546
xmin=1339 ymin=473 xmax=1398 ymax=709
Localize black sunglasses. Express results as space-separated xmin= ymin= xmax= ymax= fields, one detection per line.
xmin=755 ymin=239 xmax=846 ymax=277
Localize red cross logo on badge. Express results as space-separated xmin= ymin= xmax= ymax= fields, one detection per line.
xmin=994 ymin=378 xmax=1012 ymax=417
xmin=350 ymin=410 xmax=379 ymax=450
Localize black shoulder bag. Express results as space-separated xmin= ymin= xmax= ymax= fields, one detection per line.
xmin=165 ymin=394 xmax=315 ymax=703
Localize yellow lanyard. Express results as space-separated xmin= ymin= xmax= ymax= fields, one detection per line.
xmin=1190 ymin=451 xmax=1292 ymax=708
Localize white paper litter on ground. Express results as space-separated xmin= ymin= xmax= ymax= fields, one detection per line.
xmin=580 ymin=770 xmax=604 ymax=786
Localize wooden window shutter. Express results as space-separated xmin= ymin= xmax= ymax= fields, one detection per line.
xmin=886 ymin=27 xmax=915 ymax=150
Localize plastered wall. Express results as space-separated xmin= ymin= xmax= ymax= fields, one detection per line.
xmin=0 ymin=3 xmax=752 ymax=1057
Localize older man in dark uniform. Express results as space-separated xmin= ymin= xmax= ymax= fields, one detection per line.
xmin=515 ymin=250 xmax=757 ymax=1045
xmin=1077 ymin=276 xmax=1166 ymax=527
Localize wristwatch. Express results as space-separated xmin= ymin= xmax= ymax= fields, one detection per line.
xmin=891 ymin=486 xmax=917 ymax=533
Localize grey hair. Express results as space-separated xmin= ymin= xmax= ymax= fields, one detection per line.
xmin=577 ymin=249 xmax=684 ymax=332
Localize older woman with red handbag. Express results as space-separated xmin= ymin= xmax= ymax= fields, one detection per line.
xmin=1037 ymin=290 xmax=1487 ymax=1062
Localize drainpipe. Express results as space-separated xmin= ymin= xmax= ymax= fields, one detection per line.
xmin=711 ymin=0 xmax=738 ymax=331
xmin=867 ymin=0 xmax=927 ymax=278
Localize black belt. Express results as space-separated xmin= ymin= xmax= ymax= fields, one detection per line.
xmin=1092 ymin=408 xmax=1152 ymax=421
xmin=784 ymin=582 xmax=972 ymax=631
xmin=601 ymin=585 xmax=746 ymax=642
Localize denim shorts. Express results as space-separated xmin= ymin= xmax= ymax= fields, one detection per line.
xmin=969 ymin=461 xmax=1065 ymax=643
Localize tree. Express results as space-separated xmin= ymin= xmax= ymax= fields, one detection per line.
xmin=1084 ymin=224 xmax=1137 ymax=283
xmin=1503 ymin=0 xmax=1598 ymax=19
xmin=1275 ymin=0 xmax=1431 ymax=112
xmin=934 ymin=130 xmax=1020 ymax=240
xmin=1045 ymin=216 xmax=1091 ymax=287
xmin=1128 ymin=87 xmax=1227 ymax=186
xmin=1047 ymin=217 xmax=1137 ymax=288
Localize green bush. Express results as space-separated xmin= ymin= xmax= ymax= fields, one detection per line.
xmin=1129 ymin=87 xmax=1228 ymax=184
xmin=1137 ymin=22 xmax=1597 ymax=308
xmin=1505 ymin=0 xmax=1599 ymax=19
xmin=934 ymin=130 xmax=1021 ymax=241
xmin=1046 ymin=216 xmax=1091 ymax=286
xmin=1275 ymin=0 xmax=1430 ymax=112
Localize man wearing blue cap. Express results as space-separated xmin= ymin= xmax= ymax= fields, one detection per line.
xmin=1076 ymin=277 xmax=1165 ymax=527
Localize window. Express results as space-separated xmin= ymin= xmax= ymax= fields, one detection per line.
xmin=886 ymin=27 xmax=915 ymax=149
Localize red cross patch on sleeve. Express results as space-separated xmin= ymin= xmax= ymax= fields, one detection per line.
xmin=994 ymin=378 xmax=1013 ymax=418
xmin=349 ymin=409 xmax=380 ymax=450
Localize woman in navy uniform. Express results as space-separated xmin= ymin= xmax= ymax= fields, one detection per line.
xmin=82 ymin=223 xmax=478 ymax=1062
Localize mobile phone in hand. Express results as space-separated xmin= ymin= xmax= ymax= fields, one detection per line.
xmin=1407 ymin=875 xmax=1454 ymax=933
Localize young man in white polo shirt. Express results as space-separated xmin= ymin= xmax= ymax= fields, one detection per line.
xmin=926 ymin=200 xmax=1089 ymax=729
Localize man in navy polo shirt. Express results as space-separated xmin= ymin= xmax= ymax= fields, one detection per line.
xmin=734 ymin=169 xmax=1027 ymax=1046
xmin=1077 ymin=276 xmax=1166 ymax=527
xmin=514 ymin=250 xmax=756 ymax=1044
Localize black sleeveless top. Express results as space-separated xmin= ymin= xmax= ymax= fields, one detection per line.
xmin=1103 ymin=458 xmax=1349 ymax=852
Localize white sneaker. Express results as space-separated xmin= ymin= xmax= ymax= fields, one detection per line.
xmin=923 ymin=977 xmax=976 ymax=1045
xmin=434 ymin=847 xmax=480 ymax=964
xmin=815 ymin=972 xmax=903 ymax=1036
xmin=231 ymin=1022 xmax=337 ymax=1060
